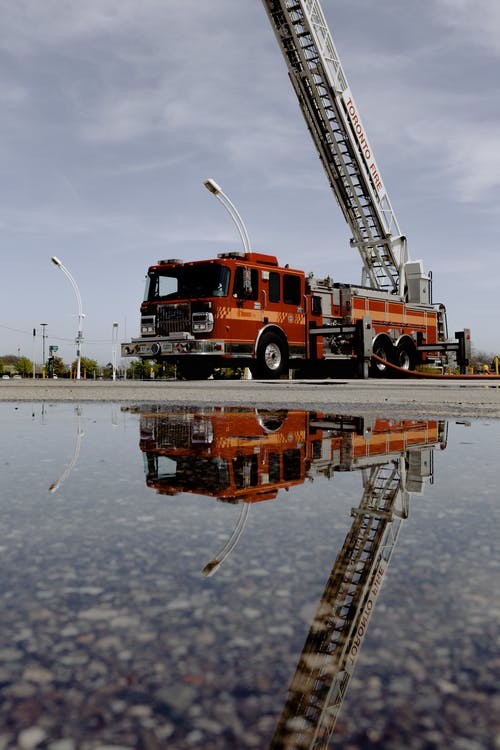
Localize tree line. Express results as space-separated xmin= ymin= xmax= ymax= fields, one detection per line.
xmin=2 ymin=350 xmax=498 ymax=379
xmin=0 ymin=354 xmax=177 ymax=379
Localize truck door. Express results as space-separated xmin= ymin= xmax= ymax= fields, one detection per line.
xmin=232 ymin=265 xmax=261 ymax=344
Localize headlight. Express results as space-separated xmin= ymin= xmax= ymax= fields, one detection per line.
xmin=141 ymin=316 xmax=156 ymax=335
xmin=192 ymin=312 xmax=214 ymax=333
xmin=192 ymin=418 xmax=214 ymax=444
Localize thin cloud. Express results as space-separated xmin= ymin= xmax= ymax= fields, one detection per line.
xmin=432 ymin=0 xmax=500 ymax=55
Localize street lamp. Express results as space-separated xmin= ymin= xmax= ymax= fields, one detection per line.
xmin=203 ymin=178 xmax=251 ymax=254
xmin=111 ymin=322 xmax=119 ymax=381
xmin=40 ymin=323 xmax=48 ymax=368
xmin=50 ymin=257 xmax=85 ymax=380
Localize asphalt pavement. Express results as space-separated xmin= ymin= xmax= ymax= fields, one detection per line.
xmin=1 ymin=377 xmax=500 ymax=418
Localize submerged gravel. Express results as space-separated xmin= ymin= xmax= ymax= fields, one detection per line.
xmin=0 ymin=403 xmax=498 ymax=748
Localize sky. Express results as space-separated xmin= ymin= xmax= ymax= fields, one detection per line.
xmin=1 ymin=0 xmax=500 ymax=365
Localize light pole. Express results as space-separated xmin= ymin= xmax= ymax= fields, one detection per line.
xmin=32 ymin=328 xmax=36 ymax=379
xmin=50 ymin=257 xmax=84 ymax=380
xmin=40 ymin=323 xmax=48 ymax=370
xmin=111 ymin=322 xmax=119 ymax=381
xmin=203 ymin=178 xmax=251 ymax=254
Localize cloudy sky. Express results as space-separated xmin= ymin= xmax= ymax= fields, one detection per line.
xmin=1 ymin=0 xmax=499 ymax=365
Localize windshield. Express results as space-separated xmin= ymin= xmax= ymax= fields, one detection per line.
xmin=145 ymin=263 xmax=230 ymax=301
xmin=153 ymin=456 xmax=231 ymax=493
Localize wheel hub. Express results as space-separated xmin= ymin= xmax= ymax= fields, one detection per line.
xmin=264 ymin=343 xmax=281 ymax=370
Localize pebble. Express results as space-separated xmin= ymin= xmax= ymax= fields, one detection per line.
xmin=48 ymin=741 xmax=76 ymax=750
xmin=18 ymin=727 xmax=46 ymax=749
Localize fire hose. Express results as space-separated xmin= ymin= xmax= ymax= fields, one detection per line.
xmin=372 ymin=353 xmax=500 ymax=380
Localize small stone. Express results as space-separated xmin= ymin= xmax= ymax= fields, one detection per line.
xmin=110 ymin=615 xmax=140 ymax=628
xmin=242 ymin=607 xmax=260 ymax=619
xmin=48 ymin=741 xmax=76 ymax=750
xmin=0 ymin=647 xmax=23 ymax=661
xmin=78 ymin=607 xmax=117 ymax=621
xmin=18 ymin=726 xmax=47 ymax=749
xmin=6 ymin=682 xmax=36 ymax=699
xmin=128 ymin=705 xmax=152 ymax=718
xmin=22 ymin=666 xmax=54 ymax=685
xmin=60 ymin=626 xmax=79 ymax=637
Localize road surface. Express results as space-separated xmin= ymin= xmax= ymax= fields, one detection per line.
xmin=1 ymin=378 xmax=500 ymax=418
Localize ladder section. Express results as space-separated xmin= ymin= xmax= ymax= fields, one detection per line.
xmin=270 ymin=459 xmax=407 ymax=749
xmin=261 ymin=0 xmax=407 ymax=295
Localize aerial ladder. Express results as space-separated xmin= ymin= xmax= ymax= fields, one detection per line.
xmin=270 ymin=457 xmax=411 ymax=749
xmin=261 ymin=0 xmax=414 ymax=299
xmin=122 ymin=0 xmax=470 ymax=377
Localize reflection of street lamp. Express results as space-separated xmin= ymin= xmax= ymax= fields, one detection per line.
xmin=111 ymin=322 xmax=119 ymax=381
xmin=50 ymin=257 xmax=84 ymax=380
xmin=203 ymin=178 xmax=251 ymax=254
xmin=49 ymin=406 xmax=84 ymax=493
xmin=202 ymin=503 xmax=251 ymax=577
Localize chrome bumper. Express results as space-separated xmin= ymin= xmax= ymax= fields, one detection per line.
xmin=121 ymin=337 xmax=225 ymax=358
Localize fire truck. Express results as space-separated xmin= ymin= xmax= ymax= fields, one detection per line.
xmin=136 ymin=405 xmax=446 ymax=741
xmin=121 ymin=0 xmax=470 ymax=379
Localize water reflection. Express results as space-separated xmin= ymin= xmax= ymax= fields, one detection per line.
xmin=134 ymin=406 xmax=447 ymax=747
xmin=1 ymin=403 xmax=497 ymax=749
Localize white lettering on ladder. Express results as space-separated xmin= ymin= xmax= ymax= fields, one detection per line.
xmin=346 ymin=563 xmax=386 ymax=668
xmin=343 ymin=91 xmax=385 ymax=198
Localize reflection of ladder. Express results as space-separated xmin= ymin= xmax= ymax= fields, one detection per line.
xmin=270 ymin=459 xmax=408 ymax=749
xmin=261 ymin=0 xmax=405 ymax=294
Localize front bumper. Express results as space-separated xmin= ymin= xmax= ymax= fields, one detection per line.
xmin=121 ymin=336 xmax=227 ymax=358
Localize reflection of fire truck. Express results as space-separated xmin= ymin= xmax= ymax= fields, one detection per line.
xmin=138 ymin=407 xmax=445 ymax=506
xmin=137 ymin=405 xmax=447 ymax=745
xmin=121 ymin=0 xmax=470 ymax=379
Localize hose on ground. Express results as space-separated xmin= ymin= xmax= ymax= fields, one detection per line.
xmin=372 ymin=353 xmax=500 ymax=380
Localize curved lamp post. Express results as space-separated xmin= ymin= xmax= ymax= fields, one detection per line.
xmin=51 ymin=256 xmax=84 ymax=380
xmin=203 ymin=178 xmax=251 ymax=254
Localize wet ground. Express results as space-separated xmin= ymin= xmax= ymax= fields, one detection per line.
xmin=0 ymin=402 xmax=499 ymax=749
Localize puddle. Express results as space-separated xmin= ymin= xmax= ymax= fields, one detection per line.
xmin=0 ymin=403 xmax=498 ymax=748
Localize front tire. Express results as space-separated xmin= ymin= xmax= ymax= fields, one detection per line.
xmin=254 ymin=332 xmax=288 ymax=379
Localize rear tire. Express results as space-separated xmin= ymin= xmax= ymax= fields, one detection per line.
xmin=370 ymin=339 xmax=393 ymax=378
xmin=395 ymin=341 xmax=416 ymax=373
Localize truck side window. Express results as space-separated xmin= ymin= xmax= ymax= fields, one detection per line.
xmin=234 ymin=267 xmax=258 ymax=300
xmin=269 ymin=272 xmax=280 ymax=303
xmin=283 ymin=274 xmax=301 ymax=305
xmin=311 ymin=295 xmax=322 ymax=315
xmin=283 ymin=449 xmax=301 ymax=480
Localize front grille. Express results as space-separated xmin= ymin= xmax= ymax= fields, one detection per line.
xmin=155 ymin=418 xmax=192 ymax=449
xmin=157 ymin=304 xmax=190 ymax=335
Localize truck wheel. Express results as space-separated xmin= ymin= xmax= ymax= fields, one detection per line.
xmin=255 ymin=332 xmax=288 ymax=379
xmin=370 ymin=339 xmax=393 ymax=378
xmin=395 ymin=341 xmax=416 ymax=372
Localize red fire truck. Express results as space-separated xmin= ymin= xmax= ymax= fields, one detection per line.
xmin=121 ymin=1 xmax=470 ymax=378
